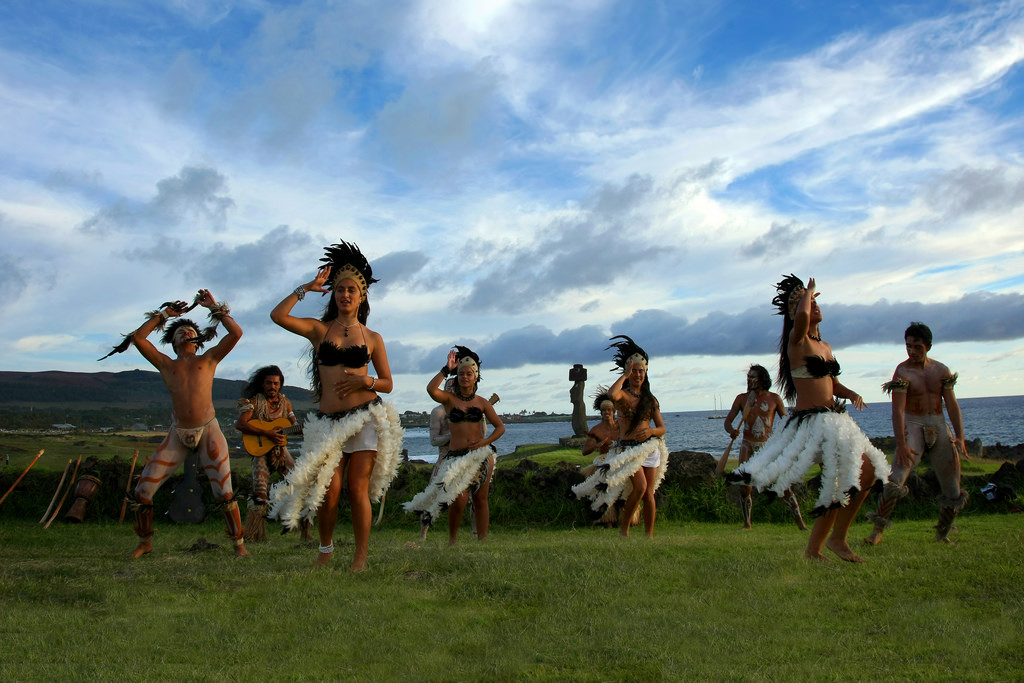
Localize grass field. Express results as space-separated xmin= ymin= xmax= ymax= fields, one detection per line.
xmin=1 ymin=514 xmax=1021 ymax=681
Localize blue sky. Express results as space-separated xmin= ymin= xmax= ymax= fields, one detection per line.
xmin=2 ymin=0 xmax=1023 ymax=416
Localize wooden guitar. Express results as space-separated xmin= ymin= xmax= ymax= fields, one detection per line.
xmin=242 ymin=418 xmax=300 ymax=457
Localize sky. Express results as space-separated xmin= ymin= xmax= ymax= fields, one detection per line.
xmin=1 ymin=0 xmax=1023 ymax=416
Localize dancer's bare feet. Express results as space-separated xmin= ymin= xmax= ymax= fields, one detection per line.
xmin=741 ymin=522 xmax=752 ymax=530
xmin=804 ymin=550 xmax=833 ymax=562
xmin=234 ymin=543 xmax=250 ymax=557
xmin=313 ymin=550 xmax=332 ymax=568
xmin=349 ymin=560 xmax=368 ymax=573
xmin=863 ymin=528 xmax=883 ymax=545
xmin=826 ymin=538 xmax=866 ymax=562
xmin=130 ymin=539 xmax=152 ymax=559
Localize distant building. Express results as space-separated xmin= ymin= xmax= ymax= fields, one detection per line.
xmin=51 ymin=423 xmax=75 ymax=431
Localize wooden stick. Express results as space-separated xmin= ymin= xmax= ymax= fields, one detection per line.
xmin=717 ymin=391 xmax=756 ymax=477
xmin=40 ymin=459 xmax=73 ymax=523
xmin=118 ymin=449 xmax=140 ymax=523
xmin=716 ymin=435 xmax=737 ymax=477
xmin=44 ymin=455 xmax=81 ymax=528
xmin=0 ymin=449 xmax=44 ymax=508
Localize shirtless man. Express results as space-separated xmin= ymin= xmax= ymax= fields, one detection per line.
xmin=866 ymin=322 xmax=967 ymax=545
xmin=720 ymin=365 xmax=808 ymax=530
xmin=124 ymin=290 xmax=247 ymax=558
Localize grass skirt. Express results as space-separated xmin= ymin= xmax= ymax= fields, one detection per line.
xmin=572 ymin=437 xmax=669 ymax=512
xmin=267 ymin=400 xmax=403 ymax=530
xmin=403 ymin=444 xmax=495 ymax=526
xmin=728 ymin=409 xmax=890 ymax=514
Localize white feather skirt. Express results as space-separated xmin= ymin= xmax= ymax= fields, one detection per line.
xmin=572 ymin=437 xmax=670 ymax=512
xmin=730 ymin=409 xmax=890 ymax=514
xmin=268 ymin=400 xmax=404 ymax=530
xmin=403 ymin=444 xmax=495 ymax=525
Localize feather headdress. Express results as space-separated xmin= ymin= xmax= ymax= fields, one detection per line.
xmin=320 ymin=240 xmax=378 ymax=298
xmin=607 ymin=335 xmax=648 ymax=372
xmin=454 ymin=345 xmax=482 ymax=380
xmin=591 ymin=385 xmax=614 ymax=411
xmin=772 ymin=273 xmax=806 ymax=320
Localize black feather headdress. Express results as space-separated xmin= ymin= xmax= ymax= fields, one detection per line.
xmin=607 ymin=335 xmax=648 ymax=372
xmin=772 ymin=274 xmax=806 ymax=319
xmin=454 ymin=345 xmax=482 ymax=380
xmin=591 ymin=385 xmax=613 ymax=412
xmin=320 ymin=240 xmax=378 ymax=296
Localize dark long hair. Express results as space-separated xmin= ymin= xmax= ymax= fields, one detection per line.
xmin=772 ymin=274 xmax=805 ymax=402
xmin=749 ymin=364 xmax=771 ymax=393
xmin=243 ymin=365 xmax=284 ymax=399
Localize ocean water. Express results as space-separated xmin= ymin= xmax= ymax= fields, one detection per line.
xmin=402 ymin=395 xmax=1024 ymax=463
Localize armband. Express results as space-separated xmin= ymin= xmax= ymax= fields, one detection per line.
xmin=881 ymin=378 xmax=909 ymax=395
xmin=145 ymin=308 xmax=171 ymax=328
xmin=941 ymin=372 xmax=958 ymax=389
xmin=207 ymin=302 xmax=231 ymax=320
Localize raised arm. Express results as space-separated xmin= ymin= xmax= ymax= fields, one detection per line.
xmin=271 ymin=266 xmax=331 ymax=340
xmin=789 ymin=278 xmax=817 ymax=343
xmin=200 ymin=290 xmax=241 ymax=362
xmin=607 ymin=361 xmax=630 ymax=402
xmin=131 ymin=303 xmax=185 ymax=370
xmin=427 ymin=349 xmax=458 ymax=403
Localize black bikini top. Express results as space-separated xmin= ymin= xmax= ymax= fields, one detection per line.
xmin=792 ymin=355 xmax=841 ymax=379
xmin=317 ymin=341 xmax=370 ymax=368
xmin=449 ymin=406 xmax=484 ymax=423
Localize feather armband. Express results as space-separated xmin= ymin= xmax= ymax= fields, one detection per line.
xmin=882 ymin=378 xmax=909 ymax=394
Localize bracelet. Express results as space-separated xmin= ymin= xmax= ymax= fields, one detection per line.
xmin=368 ymin=376 xmax=376 ymax=391
xmin=318 ymin=542 xmax=333 ymax=554
xmin=440 ymin=365 xmax=451 ymax=377
xmin=145 ymin=308 xmax=171 ymax=328
xmin=294 ymin=285 xmax=306 ymax=301
xmin=207 ymin=302 xmax=230 ymax=319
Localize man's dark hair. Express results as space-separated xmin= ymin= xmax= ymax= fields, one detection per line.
xmin=904 ymin=321 xmax=933 ymax=348
xmin=749 ymin=364 xmax=771 ymax=392
xmin=242 ymin=365 xmax=285 ymax=399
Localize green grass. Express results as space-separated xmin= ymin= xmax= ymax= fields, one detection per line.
xmin=1 ymin=515 xmax=1021 ymax=681
xmin=498 ymin=445 xmax=589 ymax=468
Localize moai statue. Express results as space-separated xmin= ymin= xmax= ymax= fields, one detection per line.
xmin=569 ymin=364 xmax=588 ymax=437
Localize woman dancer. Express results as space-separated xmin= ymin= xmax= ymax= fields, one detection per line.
xmin=268 ymin=241 xmax=403 ymax=572
xmin=580 ymin=390 xmax=636 ymax=528
xmin=573 ymin=336 xmax=668 ymax=538
xmin=728 ymin=275 xmax=889 ymax=562
xmin=405 ymin=346 xmax=505 ymax=545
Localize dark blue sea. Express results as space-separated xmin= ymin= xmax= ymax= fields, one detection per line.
xmin=402 ymin=395 xmax=1024 ymax=463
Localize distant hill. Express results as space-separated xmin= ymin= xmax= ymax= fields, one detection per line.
xmin=0 ymin=369 xmax=315 ymax=408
